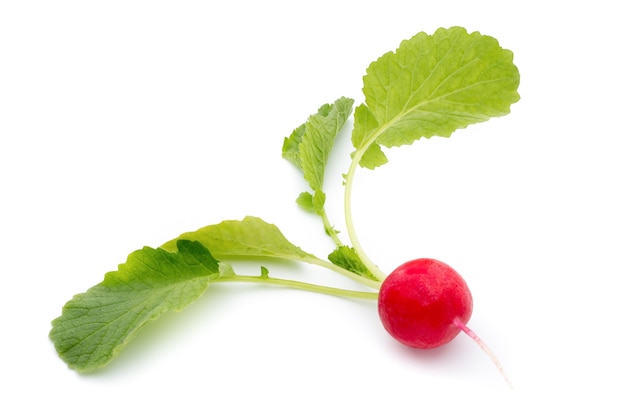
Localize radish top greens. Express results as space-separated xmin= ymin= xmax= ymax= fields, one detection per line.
xmin=50 ymin=27 xmax=520 ymax=372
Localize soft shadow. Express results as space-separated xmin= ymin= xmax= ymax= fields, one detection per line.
xmin=384 ymin=334 xmax=478 ymax=374
xmin=80 ymin=283 xmax=248 ymax=378
xmin=78 ymin=275 xmax=377 ymax=378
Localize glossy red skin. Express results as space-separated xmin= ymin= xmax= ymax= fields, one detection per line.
xmin=378 ymin=258 xmax=473 ymax=349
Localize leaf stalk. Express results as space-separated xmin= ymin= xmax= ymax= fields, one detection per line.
xmin=214 ymin=274 xmax=379 ymax=300
xmin=343 ymin=135 xmax=388 ymax=282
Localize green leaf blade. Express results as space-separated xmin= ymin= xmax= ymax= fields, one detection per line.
xmin=299 ymin=96 xmax=354 ymax=190
xmin=282 ymin=97 xmax=354 ymax=191
xmin=361 ymin=26 xmax=520 ymax=149
xmin=295 ymin=191 xmax=316 ymax=212
xmin=328 ymin=245 xmax=380 ymax=281
xmin=351 ymin=104 xmax=388 ymax=169
xmin=161 ymin=216 xmax=318 ymax=263
xmin=49 ymin=240 xmax=219 ymax=372
xmin=282 ymin=124 xmax=306 ymax=169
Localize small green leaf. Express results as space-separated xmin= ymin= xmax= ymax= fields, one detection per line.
xmin=260 ymin=266 xmax=270 ymax=278
xmin=49 ymin=240 xmax=220 ymax=372
xmin=328 ymin=245 xmax=379 ymax=280
xmin=311 ymin=190 xmax=326 ymax=214
xmin=161 ymin=216 xmax=319 ymax=263
xmin=352 ymin=104 xmax=387 ymax=169
xmin=351 ymin=104 xmax=389 ymax=169
xmin=295 ymin=189 xmax=327 ymax=214
xmin=219 ymin=261 xmax=236 ymax=277
xmin=358 ymin=144 xmax=389 ymax=169
xmin=355 ymin=26 xmax=520 ymax=153
xmin=295 ymin=191 xmax=315 ymax=212
xmin=351 ymin=104 xmax=376 ymax=149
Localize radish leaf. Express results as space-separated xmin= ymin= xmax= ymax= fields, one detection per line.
xmin=50 ymin=27 xmax=520 ymax=373
xmin=161 ymin=216 xmax=379 ymax=288
xmin=282 ymin=96 xmax=354 ymax=192
xmin=49 ymin=240 xmax=219 ymax=372
xmin=282 ymin=97 xmax=354 ymax=247
xmin=352 ymin=26 xmax=520 ymax=168
xmin=351 ymin=104 xmax=388 ymax=169
xmin=161 ymin=216 xmax=319 ymax=263
xmin=328 ymin=246 xmax=379 ymax=281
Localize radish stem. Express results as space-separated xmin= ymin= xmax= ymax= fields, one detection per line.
xmin=214 ymin=274 xmax=379 ymax=300
xmin=343 ymin=140 xmax=387 ymax=282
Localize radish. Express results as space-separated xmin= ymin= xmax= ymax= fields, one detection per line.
xmin=378 ymin=258 xmax=472 ymax=349
xmin=50 ymin=28 xmax=519 ymax=384
xmin=378 ymin=258 xmax=512 ymax=386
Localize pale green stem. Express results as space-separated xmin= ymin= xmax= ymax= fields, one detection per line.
xmin=214 ymin=274 xmax=379 ymax=300
xmin=343 ymin=144 xmax=387 ymax=281
xmin=320 ymin=207 xmax=344 ymax=247
xmin=232 ymin=252 xmax=381 ymax=290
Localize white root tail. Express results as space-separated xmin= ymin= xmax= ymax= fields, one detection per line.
xmin=453 ymin=317 xmax=513 ymax=389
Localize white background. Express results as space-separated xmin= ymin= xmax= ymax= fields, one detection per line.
xmin=1 ymin=1 xmax=624 ymax=415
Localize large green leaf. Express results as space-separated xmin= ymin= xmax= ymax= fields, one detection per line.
xmin=161 ymin=216 xmax=318 ymax=263
xmin=49 ymin=240 xmax=220 ymax=372
xmin=353 ymin=26 xmax=520 ymax=167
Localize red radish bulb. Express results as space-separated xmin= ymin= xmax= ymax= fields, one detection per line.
xmin=378 ymin=258 xmax=512 ymax=386
xmin=378 ymin=258 xmax=472 ymax=348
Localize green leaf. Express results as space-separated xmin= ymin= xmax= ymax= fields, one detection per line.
xmin=260 ymin=266 xmax=270 ymax=278
xmin=282 ymin=98 xmax=354 ymax=245
xmin=328 ymin=245 xmax=379 ymax=281
xmin=161 ymin=216 xmax=318 ymax=263
xmin=300 ymin=97 xmax=354 ymax=190
xmin=355 ymin=26 xmax=520 ymax=156
xmin=49 ymin=240 xmax=220 ymax=372
xmin=282 ymin=96 xmax=354 ymax=191
xmin=351 ymin=104 xmax=389 ymax=169
xmin=295 ymin=190 xmax=325 ymax=214
xmin=282 ymin=124 xmax=306 ymax=169
xmin=295 ymin=191 xmax=315 ymax=212
xmin=312 ymin=190 xmax=326 ymax=214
